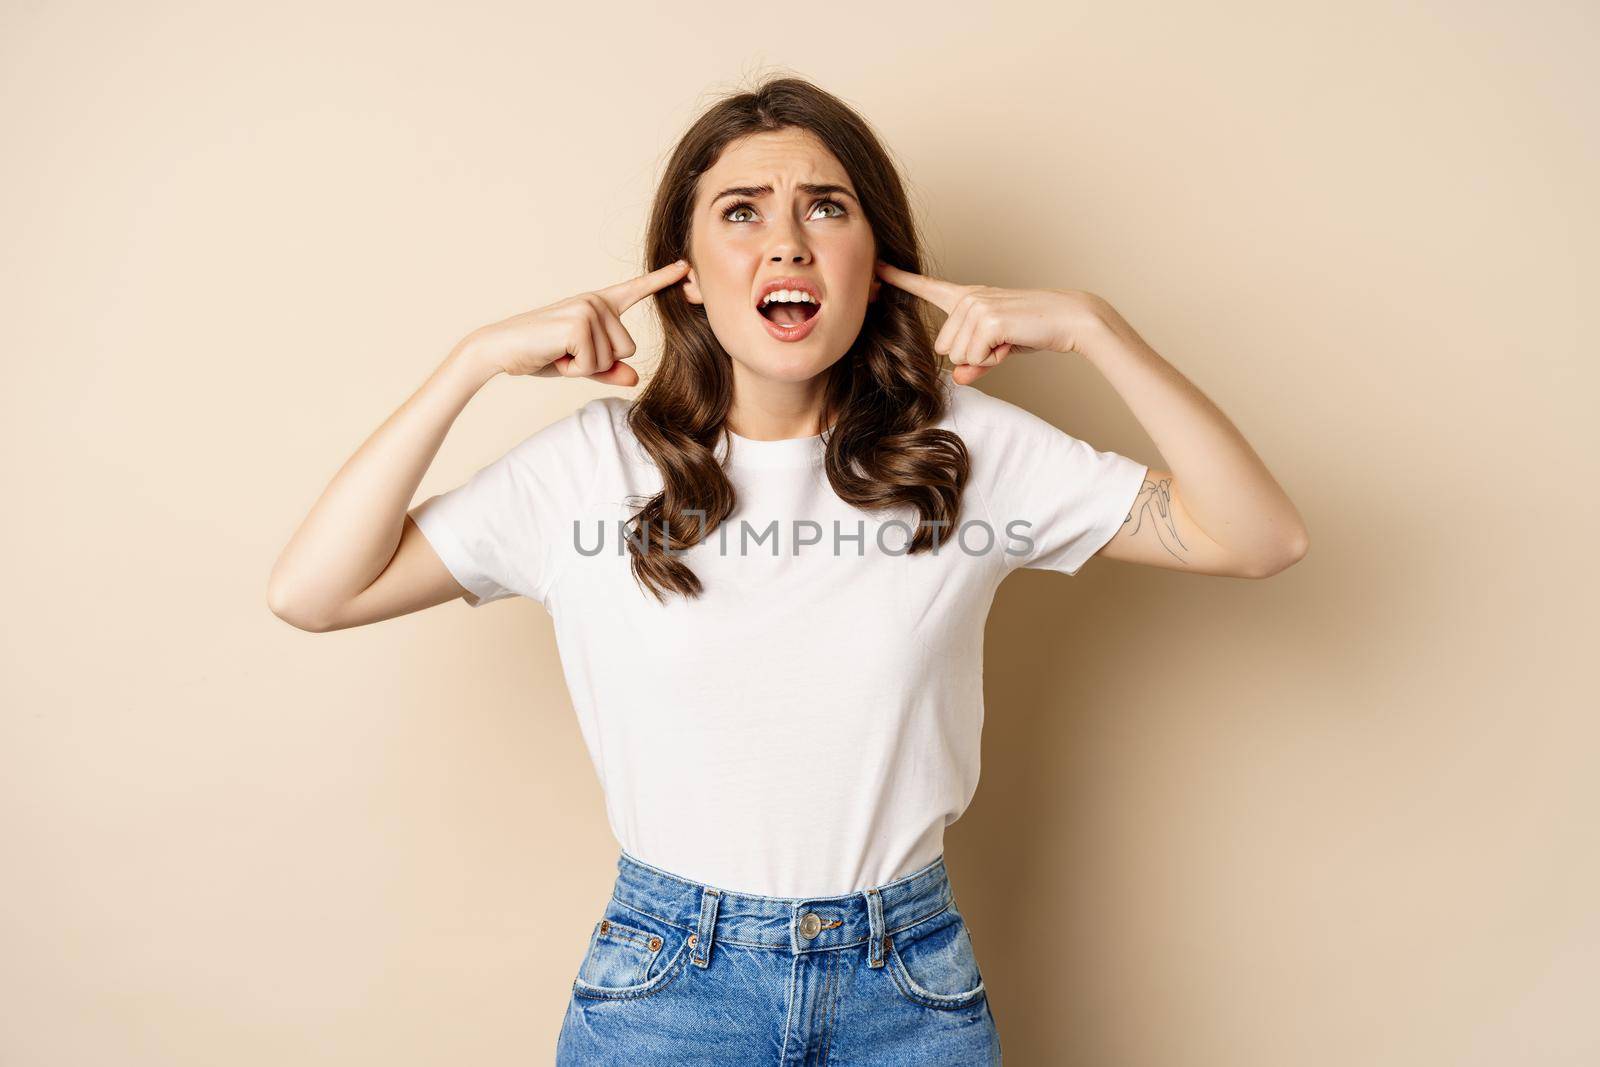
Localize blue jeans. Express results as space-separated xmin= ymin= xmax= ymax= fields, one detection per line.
xmin=556 ymin=849 xmax=1003 ymax=1065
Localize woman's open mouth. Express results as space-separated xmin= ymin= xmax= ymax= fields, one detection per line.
xmin=755 ymin=289 xmax=822 ymax=342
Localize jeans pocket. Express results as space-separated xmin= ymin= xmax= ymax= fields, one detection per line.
xmin=571 ymin=901 xmax=693 ymax=1002
xmin=883 ymin=905 xmax=988 ymax=1011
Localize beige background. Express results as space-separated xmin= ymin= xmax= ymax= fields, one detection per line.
xmin=3 ymin=1 xmax=1594 ymax=1064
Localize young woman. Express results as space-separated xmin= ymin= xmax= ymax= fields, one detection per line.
xmin=269 ymin=77 xmax=1308 ymax=1066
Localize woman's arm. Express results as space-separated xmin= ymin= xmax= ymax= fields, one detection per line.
xmin=267 ymin=260 xmax=690 ymax=630
xmin=266 ymin=337 xmax=500 ymax=632
xmin=872 ymin=261 xmax=1309 ymax=579
xmin=1076 ymin=295 xmax=1310 ymax=578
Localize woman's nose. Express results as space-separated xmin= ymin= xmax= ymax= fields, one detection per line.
xmin=765 ymin=216 xmax=812 ymax=263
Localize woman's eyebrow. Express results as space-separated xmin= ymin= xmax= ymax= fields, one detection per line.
xmin=710 ymin=182 xmax=859 ymax=206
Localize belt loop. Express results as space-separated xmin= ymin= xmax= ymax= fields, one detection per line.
xmin=691 ymin=886 xmax=721 ymax=968
xmin=864 ymin=886 xmax=886 ymax=969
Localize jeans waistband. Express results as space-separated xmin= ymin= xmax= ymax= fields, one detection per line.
xmin=610 ymin=849 xmax=954 ymax=969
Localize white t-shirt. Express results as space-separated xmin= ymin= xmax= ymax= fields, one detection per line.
xmin=409 ymin=368 xmax=1148 ymax=898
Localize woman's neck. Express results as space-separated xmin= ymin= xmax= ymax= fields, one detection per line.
xmin=725 ymin=366 xmax=834 ymax=440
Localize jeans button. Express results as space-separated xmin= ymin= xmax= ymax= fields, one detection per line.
xmin=798 ymin=911 xmax=822 ymax=940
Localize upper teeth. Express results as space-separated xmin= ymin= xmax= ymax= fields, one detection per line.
xmin=761 ymin=289 xmax=817 ymax=307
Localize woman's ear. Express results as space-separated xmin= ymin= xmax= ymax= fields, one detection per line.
xmin=681 ymin=263 xmax=704 ymax=306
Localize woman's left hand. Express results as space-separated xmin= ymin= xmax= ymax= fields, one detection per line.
xmin=874 ymin=261 xmax=1106 ymax=385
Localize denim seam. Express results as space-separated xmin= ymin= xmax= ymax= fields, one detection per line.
xmin=571 ymin=938 xmax=692 ymax=1002
xmin=596 ymin=919 xmax=655 ymax=947
xmin=609 ymin=893 xmax=954 ymax=951
xmin=617 ymin=850 xmax=947 ymax=901
xmin=884 ymin=937 xmax=987 ymax=1009
xmin=818 ymin=948 xmax=839 ymax=1064
xmin=884 ymin=941 xmax=987 ymax=1010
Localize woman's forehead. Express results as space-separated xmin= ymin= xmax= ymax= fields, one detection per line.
xmin=700 ymin=132 xmax=851 ymax=197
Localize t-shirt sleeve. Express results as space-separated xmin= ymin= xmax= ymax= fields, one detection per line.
xmin=407 ymin=398 xmax=610 ymax=607
xmin=952 ymin=378 xmax=1149 ymax=577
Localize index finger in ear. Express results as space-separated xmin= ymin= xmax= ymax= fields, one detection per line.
xmin=874 ymin=260 xmax=965 ymax=314
xmin=596 ymin=259 xmax=692 ymax=316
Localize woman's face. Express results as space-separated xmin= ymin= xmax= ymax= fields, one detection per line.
xmin=682 ymin=128 xmax=880 ymax=383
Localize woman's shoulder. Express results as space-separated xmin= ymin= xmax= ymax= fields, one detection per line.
xmin=579 ymin=392 xmax=635 ymax=437
xmin=940 ymin=368 xmax=1045 ymax=439
xmin=497 ymin=392 xmax=641 ymax=468
xmin=575 ymin=392 xmax=656 ymax=467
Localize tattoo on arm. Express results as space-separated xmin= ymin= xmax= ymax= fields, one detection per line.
xmin=1124 ymin=476 xmax=1190 ymax=563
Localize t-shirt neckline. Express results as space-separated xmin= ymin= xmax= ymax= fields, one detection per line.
xmin=722 ymin=427 xmax=826 ymax=469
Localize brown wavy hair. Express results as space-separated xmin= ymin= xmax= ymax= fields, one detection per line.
xmin=626 ymin=75 xmax=968 ymax=602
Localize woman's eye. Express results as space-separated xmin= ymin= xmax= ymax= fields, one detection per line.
xmin=722 ymin=199 xmax=848 ymax=223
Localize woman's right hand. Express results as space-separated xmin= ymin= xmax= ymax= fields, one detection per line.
xmin=464 ymin=259 xmax=691 ymax=387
